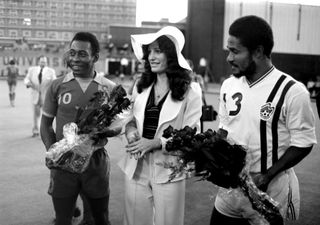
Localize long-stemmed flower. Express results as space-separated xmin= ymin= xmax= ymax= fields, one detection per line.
xmin=46 ymin=85 xmax=131 ymax=173
xmin=159 ymin=125 xmax=283 ymax=225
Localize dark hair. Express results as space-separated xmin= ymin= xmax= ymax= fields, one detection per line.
xmin=70 ymin=32 xmax=100 ymax=55
xmin=229 ymin=15 xmax=274 ymax=58
xmin=9 ymin=59 xmax=15 ymax=65
xmin=37 ymin=55 xmax=47 ymax=63
xmin=136 ymin=35 xmax=191 ymax=101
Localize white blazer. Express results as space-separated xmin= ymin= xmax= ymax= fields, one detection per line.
xmin=24 ymin=66 xmax=56 ymax=105
xmin=118 ymin=82 xmax=202 ymax=183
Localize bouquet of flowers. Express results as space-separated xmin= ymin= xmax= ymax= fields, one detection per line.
xmin=160 ymin=125 xmax=283 ymax=225
xmin=45 ymin=85 xmax=131 ymax=173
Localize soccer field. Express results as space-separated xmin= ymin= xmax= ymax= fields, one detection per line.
xmin=0 ymin=80 xmax=319 ymax=225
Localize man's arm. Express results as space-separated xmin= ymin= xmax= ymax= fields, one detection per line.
xmin=316 ymin=92 xmax=320 ymax=119
xmin=252 ymin=145 xmax=313 ymax=191
xmin=40 ymin=115 xmax=56 ymax=151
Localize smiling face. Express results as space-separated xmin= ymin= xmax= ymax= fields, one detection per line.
xmin=147 ymin=41 xmax=168 ymax=74
xmin=226 ymin=35 xmax=256 ymax=79
xmin=67 ymin=40 xmax=97 ymax=78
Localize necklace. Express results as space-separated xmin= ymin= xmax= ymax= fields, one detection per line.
xmin=154 ymin=84 xmax=169 ymax=100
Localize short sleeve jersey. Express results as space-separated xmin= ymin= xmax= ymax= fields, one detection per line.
xmin=43 ymin=72 xmax=115 ymax=141
xmin=7 ymin=66 xmax=19 ymax=81
xmin=219 ymin=67 xmax=317 ymax=173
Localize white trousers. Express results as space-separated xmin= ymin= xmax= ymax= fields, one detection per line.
xmin=32 ymin=104 xmax=41 ymax=134
xmin=215 ymin=169 xmax=300 ymax=225
xmin=123 ymin=174 xmax=186 ymax=225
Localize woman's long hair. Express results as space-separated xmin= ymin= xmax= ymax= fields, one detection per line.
xmin=136 ymin=36 xmax=191 ymax=101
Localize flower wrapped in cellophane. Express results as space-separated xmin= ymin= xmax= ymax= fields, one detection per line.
xmin=158 ymin=125 xmax=283 ymax=225
xmin=45 ymin=85 xmax=132 ymax=173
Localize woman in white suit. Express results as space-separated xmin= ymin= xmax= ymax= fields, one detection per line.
xmin=118 ymin=26 xmax=202 ymax=225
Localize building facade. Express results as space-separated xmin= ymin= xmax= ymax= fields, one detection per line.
xmin=185 ymin=0 xmax=320 ymax=84
xmin=0 ymin=0 xmax=136 ymax=49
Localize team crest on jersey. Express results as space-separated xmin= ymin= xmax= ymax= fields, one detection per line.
xmin=260 ymin=102 xmax=275 ymax=121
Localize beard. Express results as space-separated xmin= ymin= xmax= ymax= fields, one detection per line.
xmin=232 ymin=59 xmax=256 ymax=79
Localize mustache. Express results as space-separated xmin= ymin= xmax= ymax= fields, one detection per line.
xmin=229 ymin=62 xmax=238 ymax=68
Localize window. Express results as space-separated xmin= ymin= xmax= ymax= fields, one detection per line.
xmin=88 ymin=4 xmax=98 ymax=10
xmin=63 ymin=21 xmax=72 ymax=27
xmin=22 ymin=30 xmax=32 ymax=37
xmin=35 ymin=1 xmax=45 ymax=8
xmin=8 ymin=19 xmax=18 ymax=25
xmin=36 ymin=11 xmax=45 ymax=17
xmin=9 ymin=29 xmax=18 ymax=37
xmin=88 ymin=22 xmax=97 ymax=28
xmin=35 ymin=20 xmax=46 ymax=26
xmin=9 ymin=10 xmax=18 ymax=16
xmin=47 ymin=31 xmax=58 ymax=39
xmin=75 ymin=3 xmax=84 ymax=10
xmin=63 ymin=3 xmax=71 ymax=9
xmin=50 ymin=11 xmax=57 ymax=17
xmin=49 ymin=20 xmax=58 ymax=27
xmin=22 ymin=1 xmax=32 ymax=7
xmin=62 ymin=32 xmax=72 ymax=40
xmin=75 ymin=13 xmax=84 ymax=19
xmin=35 ymin=31 xmax=45 ymax=38
xmin=0 ymin=29 xmax=4 ymax=37
xmin=63 ymin=12 xmax=71 ymax=18
xmin=74 ymin=22 xmax=85 ymax=28
xmin=23 ymin=10 xmax=32 ymax=17
xmin=88 ymin=14 xmax=97 ymax=20
xmin=50 ymin=2 xmax=57 ymax=9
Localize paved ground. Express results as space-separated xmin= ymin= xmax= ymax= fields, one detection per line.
xmin=0 ymin=78 xmax=319 ymax=225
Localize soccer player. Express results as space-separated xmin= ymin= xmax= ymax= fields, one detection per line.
xmin=5 ymin=59 xmax=19 ymax=107
xmin=40 ymin=32 xmax=114 ymax=225
xmin=210 ymin=15 xmax=317 ymax=225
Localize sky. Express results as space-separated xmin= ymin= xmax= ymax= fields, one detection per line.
xmin=136 ymin=0 xmax=320 ymax=26
xmin=136 ymin=0 xmax=188 ymax=26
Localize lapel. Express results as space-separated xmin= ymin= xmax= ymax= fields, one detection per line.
xmin=134 ymin=85 xmax=184 ymax=134
xmin=158 ymin=92 xmax=183 ymax=127
xmin=134 ymin=86 xmax=151 ymax=133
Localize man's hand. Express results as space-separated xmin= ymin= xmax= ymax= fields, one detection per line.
xmin=250 ymin=172 xmax=271 ymax=192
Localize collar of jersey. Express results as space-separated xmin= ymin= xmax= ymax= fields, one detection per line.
xmin=63 ymin=71 xmax=104 ymax=85
xmin=247 ymin=66 xmax=274 ymax=87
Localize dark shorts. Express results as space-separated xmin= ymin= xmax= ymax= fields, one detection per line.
xmin=7 ymin=79 xmax=17 ymax=86
xmin=48 ymin=148 xmax=110 ymax=198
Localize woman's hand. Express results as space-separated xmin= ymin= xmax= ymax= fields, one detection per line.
xmin=126 ymin=137 xmax=161 ymax=159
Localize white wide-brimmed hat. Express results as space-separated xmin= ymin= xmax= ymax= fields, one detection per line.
xmin=131 ymin=26 xmax=191 ymax=71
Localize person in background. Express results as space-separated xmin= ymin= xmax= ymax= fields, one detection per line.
xmin=316 ymin=86 xmax=320 ymax=118
xmin=118 ymin=26 xmax=202 ymax=225
xmin=127 ymin=60 xmax=145 ymax=96
xmin=210 ymin=15 xmax=316 ymax=225
xmin=24 ymin=55 xmax=56 ymax=137
xmin=186 ymin=59 xmax=207 ymax=132
xmin=40 ymin=32 xmax=114 ymax=225
xmin=5 ymin=59 xmax=19 ymax=107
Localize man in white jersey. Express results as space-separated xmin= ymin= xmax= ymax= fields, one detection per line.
xmin=210 ymin=15 xmax=317 ymax=225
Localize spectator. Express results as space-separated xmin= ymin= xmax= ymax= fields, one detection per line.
xmin=24 ymin=55 xmax=56 ymax=137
